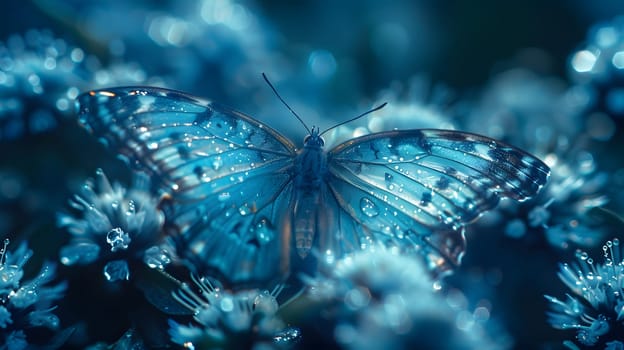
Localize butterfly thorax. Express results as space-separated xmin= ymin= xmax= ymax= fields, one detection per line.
xmin=291 ymin=128 xmax=327 ymax=258
xmin=294 ymin=128 xmax=326 ymax=191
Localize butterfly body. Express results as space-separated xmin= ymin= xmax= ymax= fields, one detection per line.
xmin=291 ymin=127 xmax=328 ymax=259
xmin=77 ymin=86 xmax=550 ymax=286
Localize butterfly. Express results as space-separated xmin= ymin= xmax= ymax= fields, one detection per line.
xmin=77 ymin=84 xmax=549 ymax=286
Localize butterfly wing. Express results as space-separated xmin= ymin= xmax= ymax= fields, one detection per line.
xmin=325 ymin=129 xmax=550 ymax=276
xmin=77 ymin=87 xmax=298 ymax=285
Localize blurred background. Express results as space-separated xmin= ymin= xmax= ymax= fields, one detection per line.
xmin=2 ymin=0 xmax=624 ymax=349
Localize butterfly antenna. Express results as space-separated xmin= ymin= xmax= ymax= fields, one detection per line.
xmin=262 ymin=73 xmax=311 ymax=134
xmin=319 ymin=102 xmax=387 ymax=137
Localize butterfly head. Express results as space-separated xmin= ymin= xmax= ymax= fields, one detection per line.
xmin=303 ymin=126 xmax=325 ymax=149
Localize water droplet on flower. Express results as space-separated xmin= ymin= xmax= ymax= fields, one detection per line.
xmin=253 ymin=290 xmax=278 ymax=313
xmin=0 ymin=265 xmax=20 ymax=285
xmin=126 ymin=200 xmax=136 ymax=215
xmin=273 ymin=327 xmax=302 ymax=345
xmin=106 ymin=227 xmax=131 ymax=252
xmin=360 ymin=197 xmax=379 ymax=217
xmin=576 ymin=250 xmax=589 ymax=261
xmin=143 ymin=246 xmax=171 ymax=270
xmin=9 ymin=284 xmax=38 ymax=308
xmin=103 ymin=260 xmax=130 ymax=282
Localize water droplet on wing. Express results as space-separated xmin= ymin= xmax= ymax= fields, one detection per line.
xmin=360 ymin=197 xmax=380 ymax=217
xmin=255 ymin=218 xmax=275 ymax=244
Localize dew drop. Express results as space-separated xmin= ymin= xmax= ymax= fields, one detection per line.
xmin=143 ymin=246 xmax=171 ymax=270
xmin=385 ymin=172 xmax=395 ymax=190
xmin=218 ymin=192 xmax=231 ymax=202
xmin=106 ymin=227 xmax=131 ymax=252
xmin=238 ymin=203 xmax=250 ymax=216
xmin=274 ymin=327 xmax=302 ymax=345
xmin=103 ymin=260 xmax=130 ymax=282
xmin=575 ymin=250 xmax=589 ymax=260
xmin=9 ymin=284 xmax=38 ymax=308
xmin=0 ymin=264 xmax=20 ymax=285
xmin=394 ymin=225 xmax=404 ymax=239
xmin=126 ymin=200 xmax=136 ymax=215
xmin=359 ymin=197 xmax=380 ymax=218
xmin=254 ymin=290 xmax=279 ymax=313
xmin=212 ymin=157 xmax=223 ymax=170
xmin=255 ymin=218 xmax=275 ymax=244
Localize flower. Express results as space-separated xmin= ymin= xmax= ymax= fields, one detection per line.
xmin=0 ymin=29 xmax=89 ymax=140
xmin=545 ymin=238 xmax=624 ymax=348
xmin=323 ymin=76 xmax=458 ymax=148
xmin=0 ymin=29 xmax=157 ymax=140
xmin=301 ymin=248 xmax=504 ymax=350
xmin=462 ymin=67 xmax=591 ymax=153
xmin=168 ymin=274 xmax=299 ymax=349
xmin=0 ymin=238 xmax=68 ymax=349
xmin=569 ymin=16 xmax=624 ymax=118
xmin=57 ymin=169 xmax=168 ymax=281
xmin=497 ymin=149 xmax=611 ymax=249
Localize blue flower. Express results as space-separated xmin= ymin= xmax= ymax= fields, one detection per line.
xmin=302 ymin=248 xmax=504 ymax=350
xmin=569 ymin=16 xmax=624 ymax=117
xmin=168 ymin=274 xmax=299 ymax=349
xmin=0 ymin=238 xmax=68 ymax=350
xmin=545 ymin=238 xmax=624 ymax=348
xmin=57 ymin=169 xmax=169 ymax=282
xmin=0 ymin=29 xmax=157 ymax=140
xmin=323 ymin=76 xmax=458 ymax=148
xmin=463 ymin=67 xmax=592 ymax=152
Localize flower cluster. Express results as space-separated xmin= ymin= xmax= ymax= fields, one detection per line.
xmin=0 ymin=29 xmax=154 ymax=140
xmin=323 ymin=76 xmax=458 ymax=148
xmin=0 ymin=239 xmax=67 ymax=350
xmin=57 ymin=169 xmax=168 ymax=282
xmin=545 ymin=238 xmax=624 ymax=348
xmin=569 ymin=16 xmax=624 ymax=118
xmin=302 ymin=248 xmax=503 ymax=350
xmin=168 ymin=274 xmax=300 ymax=349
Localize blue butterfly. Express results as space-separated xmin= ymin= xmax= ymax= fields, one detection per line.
xmin=77 ymin=84 xmax=549 ymax=285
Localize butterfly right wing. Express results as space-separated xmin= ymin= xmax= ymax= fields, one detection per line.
xmin=324 ymin=129 xmax=549 ymax=276
xmin=77 ymin=87 xmax=298 ymax=285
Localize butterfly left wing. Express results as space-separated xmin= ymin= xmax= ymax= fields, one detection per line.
xmin=325 ymin=129 xmax=549 ymax=276
xmin=77 ymin=87 xmax=298 ymax=285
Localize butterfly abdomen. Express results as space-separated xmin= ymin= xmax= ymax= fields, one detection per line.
xmin=289 ymin=138 xmax=328 ymax=259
